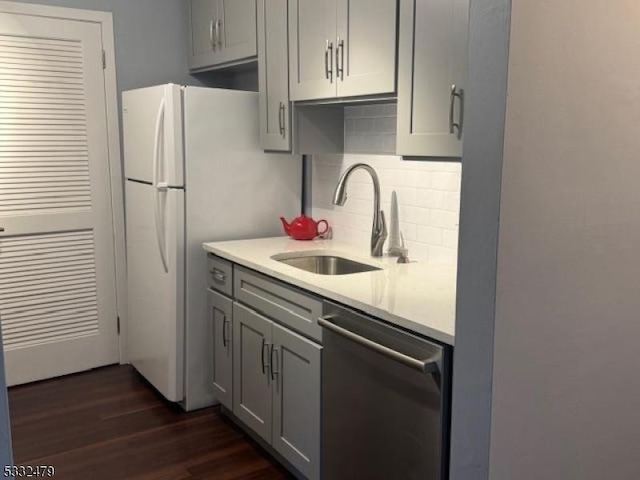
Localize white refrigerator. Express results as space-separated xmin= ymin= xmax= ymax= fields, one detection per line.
xmin=123 ymin=84 xmax=301 ymax=410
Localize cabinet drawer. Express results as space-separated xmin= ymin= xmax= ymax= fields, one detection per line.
xmin=234 ymin=266 xmax=322 ymax=342
xmin=207 ymin=254 xmax=233 ymax=296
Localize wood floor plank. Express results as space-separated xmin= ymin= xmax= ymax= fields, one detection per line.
xmin=8 ymin=365 xmax=290 ymax=479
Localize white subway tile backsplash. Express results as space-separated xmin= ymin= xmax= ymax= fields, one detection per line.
xmin=417 ymin=225 xmax=443 ymax=245
xmin=442 ymin=191 xmax=462 ymax=212
xmin=429 ymin=245 xmax=458 ymax=265
xmin=430 ymin=210 xmax=460 ymax=230
xmin=442 ymin=229 xmax=459 ymax=250
xmin=431 ymin=171 xmax=462 ymax=191
xmin=416 ymin=189 xmax=447 ymax=209
xmin=309 ymin=104 xmax=461 ymax=265
xmin=312 ymin=153 xmax=461 ymax=265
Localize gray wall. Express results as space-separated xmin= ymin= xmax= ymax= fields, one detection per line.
xmin=11 ymin=0 xmax=236 ymax=93
xmin=489 ymin=1 xmax=640 ymax=479
xmin=449 ymin=0 xmax=511 ymax=479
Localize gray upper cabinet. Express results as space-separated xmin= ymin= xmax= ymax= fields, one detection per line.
xmin=258 ymin=0 xmax=291 ymax=151
xmin=288 ymin=0 xmax=396 ymax=101
xmin=208 ymin=289 xmax=233 ymax=410
xmin=233 ymin=302 xmax=273 ymax=443
xmin=271 ymin=322 xmax=321 ymax=480
xmin=288 ymin=0 xmax=337 ymax=101
xmin=396 ymin=0 xmax=469 ymax=157
xmin=335 ymin=0 xmax=397 ymax=97
xmin=189 ymin=0 xmax=258 ymax=72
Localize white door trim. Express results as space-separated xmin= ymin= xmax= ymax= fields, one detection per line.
xmin=0 ymin=1 xmax=128 ymax=363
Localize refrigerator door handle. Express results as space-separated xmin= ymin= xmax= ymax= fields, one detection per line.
xmin=152 ymin=98 xmax=165 ymax=188
xmin=152 ymin=98 xmax=169 ymax=273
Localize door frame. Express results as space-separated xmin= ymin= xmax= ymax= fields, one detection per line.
xmin=0 ymin=1 xmax=128 ymax=363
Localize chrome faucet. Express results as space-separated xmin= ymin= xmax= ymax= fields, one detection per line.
xmin=332 ymin=163 xmax=387 ymax=257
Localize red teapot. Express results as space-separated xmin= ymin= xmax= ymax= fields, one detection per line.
xmin=280 ymin=215 xmax=329 ymax=240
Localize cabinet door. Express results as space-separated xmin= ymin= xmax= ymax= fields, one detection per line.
xmin=288 ymin=0 xmax=338 ymax=101
xmin=208 ymin=289 xmax=233 ymax=410
xmin=335 ymin=0 xmax=397 ymax=97
xmin=189 ymin=0 xmax=257 ymax=71
xmin=189 ymin=0 xmax=219 ymax=66
xmin=232 ymin=302 xmax=273 ymax=443
xmin=258 ymin=0 xmax=291 ymax=151
xmin=217 ymin=0 xmax=257 ymax=64
xmin=272 ymin=323 xmax=322 ymax=480
xmin=396 ymin=0 xmax=469 ymax=157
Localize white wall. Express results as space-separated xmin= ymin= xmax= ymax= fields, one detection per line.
xmin=490 ymin=1 xmax=640 ymax=479
xmin=311 ymin=105 xmax=462 ymax=265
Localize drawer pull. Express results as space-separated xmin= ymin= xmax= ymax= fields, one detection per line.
xmin=211 ymin=268 xmax=226 ymax=283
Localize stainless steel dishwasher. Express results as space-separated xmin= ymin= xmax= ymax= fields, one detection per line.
xmin=319 ymin=301 xmax=452 ymax=480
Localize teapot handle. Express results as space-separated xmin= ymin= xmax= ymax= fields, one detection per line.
xmin=316 ymin=219 xmax=329 ymax=235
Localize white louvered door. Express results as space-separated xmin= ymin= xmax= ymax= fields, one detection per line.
xmin=0 ymin=12 xmax=119 ymax=385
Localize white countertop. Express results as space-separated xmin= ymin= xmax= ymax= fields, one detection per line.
xmin=202 ymin=237 xmax=456 ymax=345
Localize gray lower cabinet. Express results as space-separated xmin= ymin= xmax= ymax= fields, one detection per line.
xmin=233 ymin=302 xmax=273 ymax=443
xmin=232 ymin=301 xmax=321 ymax=480
xmin=206 ymin=256 xmax=322 ymax=479
xmin=396 ymin=0 xmax=469 ymax=158
xmin=189 ymin=0 xmax=257 ymax=72
xmin=257 ymin=0 xmax=291 ymax=151
xmin=208 ymin=288 xmax=233 ymax=410
xmin=271 ymin=322 xmax=321 ymax=480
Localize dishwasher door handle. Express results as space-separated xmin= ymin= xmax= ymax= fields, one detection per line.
xmin=318 ymin=315 xmax=440 ymax=375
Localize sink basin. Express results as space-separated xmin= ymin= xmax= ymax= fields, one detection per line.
xmin=275 ymin=255 xmax=381 ymax=275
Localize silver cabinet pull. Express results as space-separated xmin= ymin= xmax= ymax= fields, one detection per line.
xmin=278 ymin=102 xmax=286 ymax=136
xmin=449 ymin=84 xmax=464 ymax=138
xmin=209 ymin=18 xmax=216 ymax=50
xmin=261 ymin=339 xmax=270 ymax=375
xmin=270 ymin=345 xmax=279 ymax=381
xmin=211 ymin=267 xmax=226 ymax=283
xmin=222 ymin=313 xmax=229 ymax=347
xmin=325 ymin=40 xmax=334 ymax=82
xmin=318 ymin=315 xmax=440 ymax=374
xmin=336 ymin=38 xmax=344 ymax=81
xmin=215 ymin=19 xmax=222 ymax=48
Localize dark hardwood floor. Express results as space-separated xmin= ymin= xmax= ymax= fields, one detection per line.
xmin=8 ymin=365 xmax=290 ymax=479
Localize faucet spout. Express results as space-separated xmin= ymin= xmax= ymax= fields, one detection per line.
xmin=332 ymin=163 xmax=387 ymax=257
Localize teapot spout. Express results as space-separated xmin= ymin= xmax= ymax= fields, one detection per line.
xmin=279 ymin=217 xmax=291 ymax=235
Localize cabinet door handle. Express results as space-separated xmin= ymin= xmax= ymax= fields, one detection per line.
xmin=278 ymin=102 xmax=285 ymax=136
xmin=261 ymin=339 xmax=270 ymax=375
xmin=215 ymin=19 xmax=222 ymax=48
xmin=209 ymin=19 xmax=215 ymax=49
xmin=325 ymin=40 xmax=334 ymax=82
xmin=336 ymin=38 xmax=344 ymax=81
xmin=222 ymin=313 xmax=229 ymax=347
xmin=0 ymin=227 xmax=4 ymax=232
xmin=449 ymin=84 xmax=464 ymax=138
xmin=270 ymin=345 xmax=279 ymax=381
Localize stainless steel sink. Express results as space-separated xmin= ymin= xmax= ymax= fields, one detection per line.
xmin=275 ymin=255 xmax=381 ymax=275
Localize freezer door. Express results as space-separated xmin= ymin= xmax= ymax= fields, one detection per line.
xmin=123 ymin=84 xmax=184 ymax=186
xmin=125 ymin=180 xmax=185 ymax=402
